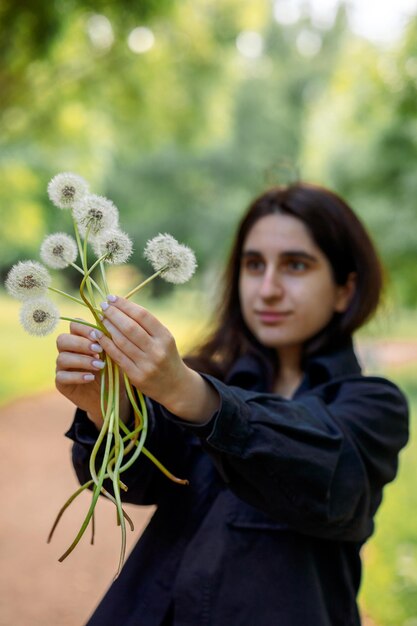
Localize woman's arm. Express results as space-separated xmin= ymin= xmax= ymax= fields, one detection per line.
xmin=180 ymin=373 xmax=409 ymax=541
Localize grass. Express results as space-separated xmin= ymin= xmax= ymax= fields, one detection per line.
xmin=359 ymin=371 xmax=417 ymax=626
xmin=1 ymin=291 xmax=416 ymax=624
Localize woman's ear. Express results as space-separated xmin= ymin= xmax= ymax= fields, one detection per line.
xmin=334 ymin=272 xmax=357 ymax=313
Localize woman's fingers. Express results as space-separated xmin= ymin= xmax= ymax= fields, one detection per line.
xmin=56 ymin=351 xmax=106 ymax=373
xmin=90 ymin=324 xmax=137 ymax=375
xmin=55 ymin=370 xmax=97 ymax=385
xmin=69 ymin=319 xmax=97 ymax=339
xmin=101 ymin=305 xmax=152 ymax=354
xmin=102 ymin=297 xmax=161 ymax=337
xmin=56 ymin=332 xmax=103 ymax=357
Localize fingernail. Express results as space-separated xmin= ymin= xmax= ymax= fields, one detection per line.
xmin=90 ymin=330 xmax=103 ymax=340
xmin=100 ymin=301 xmax=109 ymax=311
xmin=83 ymin=373 xmax=95 ymax=381
xmin=90 ymin=343 xmax=102 ymax=353
xmin=92 ymin=360 xmax=105 ymax=369
xmin=107 ymin=294 xmax=118 ymax=302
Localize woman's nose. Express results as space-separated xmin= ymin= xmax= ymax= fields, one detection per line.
xmin=259 ymin=269 xmax=283 ymax=299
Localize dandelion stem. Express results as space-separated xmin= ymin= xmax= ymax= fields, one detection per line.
xmin=58 ymin=396 xmax=116 ymax=563
xmin=124 ymin=265 xmax=170 ymax=300
xmin=60 ymin=317 xmax=102 ymax=330
xmin=48 ymin=286 xmax=101 ymax=313
xmin=70 ymin=262 xmax=106 ymax=299
xmin=99 ymin=261 xmax=110 ymax=296
xmin=83 ymin=223 xmax=98 ymax=310
xmin=79 ymin=253 xmax=109 ymax=330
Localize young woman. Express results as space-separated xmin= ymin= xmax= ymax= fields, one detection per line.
xmin=56 ymin=182 xmax=409 ymax=626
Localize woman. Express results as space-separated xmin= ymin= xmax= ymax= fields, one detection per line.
xmin=56 ymin=182 xmax=409 ymax=626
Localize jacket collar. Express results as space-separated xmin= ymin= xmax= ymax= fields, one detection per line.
xmin=307 ymin=338 xmax=362 ymax=381
xmin=225 ymin=338 xmax=362 ymax=392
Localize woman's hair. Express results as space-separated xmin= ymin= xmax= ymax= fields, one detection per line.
xmin=186 ymin=182 xmax=384 ymax=381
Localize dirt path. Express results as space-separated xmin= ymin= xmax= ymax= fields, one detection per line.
xmin=0 ymin=392 xmax=154 ymax=626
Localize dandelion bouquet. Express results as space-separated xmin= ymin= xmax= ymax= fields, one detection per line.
xmin=5 ymin=173 xmax=196 ymax=577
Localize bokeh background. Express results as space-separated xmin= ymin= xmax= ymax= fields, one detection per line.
xmin=0 ymin=0 xmax=417 ymax=624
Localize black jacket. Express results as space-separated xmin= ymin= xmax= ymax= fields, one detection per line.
xmin=66 ymin=341 xmax=409 ymax=626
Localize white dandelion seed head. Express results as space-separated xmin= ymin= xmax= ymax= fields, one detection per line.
xmin=40 ymin=232 xmax=78 ymax=269
xmin=5 ymin=260 xmax=51 ymax=300
xmin=19 ymin=297 xmax=60 ymax=337
xmin=144 ymin=233 xmax=197 ymax=284
xmin=92 ymin=229 xmax=133 ymax=264
xmin=73 ymin=194 xmax=119 ymax=238
xmin=47 ymin=172 xmax=89 ymax=210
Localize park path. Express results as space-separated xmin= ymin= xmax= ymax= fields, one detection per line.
xmin=2 ymin=339 xmax=416 ymax=625
xmin=0 ymin=391 xmax=154 ymax=626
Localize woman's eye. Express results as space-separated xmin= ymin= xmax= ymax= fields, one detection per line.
xmin=243 ymin=258 xmax=264 ymax=272
xmin=287 ymin=260 xmax=308 ymax=272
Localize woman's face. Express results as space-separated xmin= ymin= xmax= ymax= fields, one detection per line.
xmin=238 ymin=213 xmax=354 ymax=354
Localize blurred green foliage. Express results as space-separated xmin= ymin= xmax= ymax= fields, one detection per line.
xmin=3 ymin=0 xmax=416 ymax=306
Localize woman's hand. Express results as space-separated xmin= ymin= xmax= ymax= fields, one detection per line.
xmin=55 ymin=320 xmax=129 ymax=430
xmin=94 ymin=296 xmax=219 ymax=424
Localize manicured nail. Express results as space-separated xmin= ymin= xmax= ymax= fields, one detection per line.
xmin=90 ymin=330 xmax=103 ymax=340
xmin=100 ymin=301 xmax=109 ymax=311
xmin=92 ymin=360 xmax=105 ymax=369
xmin=90 ymin=343 xmax=102 ymax=353
xmin=83 ymin=373 xmax=95 ymax=381
xmin=107 ymin=294 xmax=118 ymax=302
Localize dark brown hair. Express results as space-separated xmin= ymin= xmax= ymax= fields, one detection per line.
xmin=186 ymin=182 xmax=384 ymax=381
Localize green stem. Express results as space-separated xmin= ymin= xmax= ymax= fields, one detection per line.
xmin=47 ymin=480 xmax=94 ymax=543
xmin=49 ymin=286 xmax=101 ymax=313
xmin=73 ymin=218 xmax=105 ymax=328
xmin=79 ymin=254 xmax=108 ymax=330
xmin=60 ymin=317 xmax=102 ymax=331
xmin=117 ymin=381 xmax=188 ymax=485
xmin=83 ymin=222 xmax=99 ymax=311
xmin=124 ymin=265 xmax=169 ymax=300
xmin=58 ymin=403 xmax=116 ymax=563
xmin=100 ymin=261 xmax=110 ymax=296
xmin=47 ymin=476 xmax=135 ymax=545
xmin=73 ymin=220 xmax=85 ymax=270
xmin=70 ymin=262 xmax=106 ymax=299
xmin=89 ymin=356 xmax=114 ymax=487
xmin=118 ymin=376 xmax=148 ymax=472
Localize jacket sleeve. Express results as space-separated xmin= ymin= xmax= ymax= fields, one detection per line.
xmin=65 ymin=400 xmax=194 ymax=506
xmin=175 ymin=373 xmax=409 ymax=541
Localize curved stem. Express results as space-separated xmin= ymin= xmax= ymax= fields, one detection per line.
xmin=79 ymin=256 xmax=108 ymax=330
xmin=70 ymin=262 xmax=106 ymax=299
xmin=47 ymin=479 xmax=94 ymax=543
xmin=89 ymin=356 xmax=114 ymax=487
xmin=117 ymin=382 xmax=188 ymax=485
xmin=47 ymin=476 xmax=135 ymax=545
xmin=58 ymin=405 xmax=116 ymax=563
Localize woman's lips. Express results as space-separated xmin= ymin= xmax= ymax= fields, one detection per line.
xmin=255 ymin=311 xmax=292 ymax=323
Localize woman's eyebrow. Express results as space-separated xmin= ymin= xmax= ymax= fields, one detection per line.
xmin=241 ymin=249 xmax=319 ymax=262
xmin=280 ymin=250 xmax=319 ymax=263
